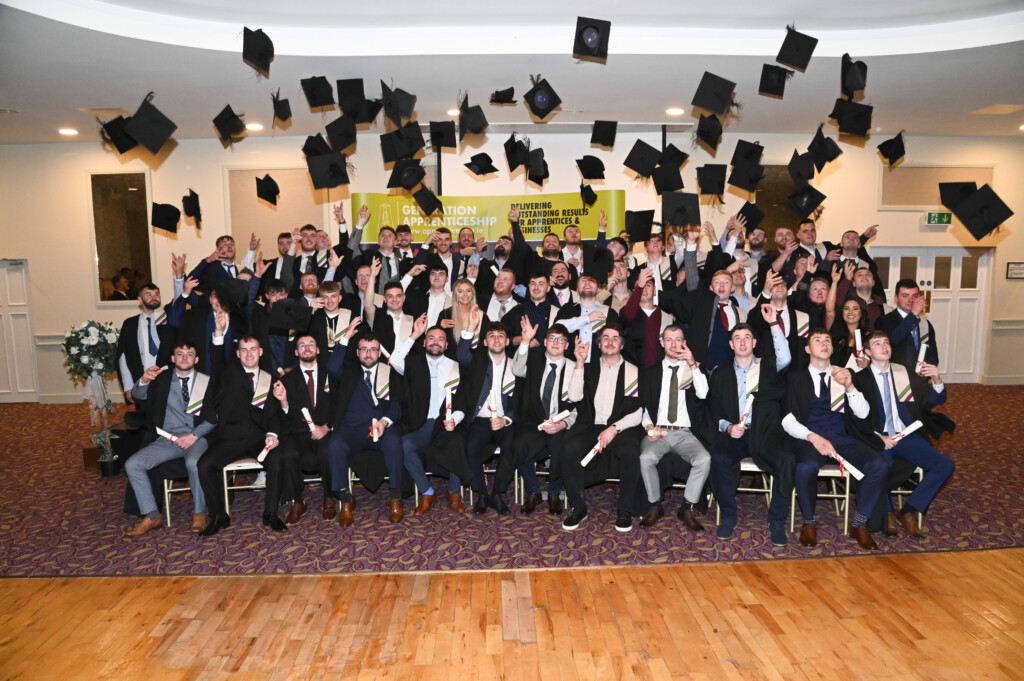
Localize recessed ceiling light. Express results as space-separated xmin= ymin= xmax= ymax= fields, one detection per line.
xmin=58 ymin=128 xmax=78 ymax=135
xmin=665 ymin=107 xmax=685 ymax=116
xmin=245 ymin=122 xmax=264 ymax=131
xmin=972 ymin=104 xmax=1024 ymax=115
xmin=1020 ymin=124 xmax=1024 ymax=131
xmin=447 ymin=109 xmax=459 ymax=116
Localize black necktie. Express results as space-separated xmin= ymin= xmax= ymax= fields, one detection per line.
xmin=364 ymin=369 xmax=375 ymax=401
xmin=542 ymin=363 xmax=557 ymax=416
xmin=147 ymin=316 xmax=158 ymax=356
xmin=247 ymin=371 xmax=255 ymax=393
xmin=180 ymin=376 xmax=190 ymax=406
xmin=819 ymin=371 xmax=829 ymax=398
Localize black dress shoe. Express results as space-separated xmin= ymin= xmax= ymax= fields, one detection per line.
xmin=491 ymin=493 xmax=511 ymax=516
xmin=262 ymin=514 xmax=287 ymax=532
xmin=521 ymin=492 xmax=543 ymax=514
xmin=199 ymin=514 xmax=230 ymax=537
xmin=548 ymin=496 xmax=563 ymax=515
xmin=473 ymin=492 xmax=488 ymax=515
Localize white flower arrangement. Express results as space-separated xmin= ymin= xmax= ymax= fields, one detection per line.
xmin=63 ymin=320 xmax=120 ymax=461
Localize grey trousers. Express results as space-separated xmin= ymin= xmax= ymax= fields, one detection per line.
xmin=639 ymin=428 xmax=710 ymax=505
xmin=124 ymin=438 xmax=208 ymax=518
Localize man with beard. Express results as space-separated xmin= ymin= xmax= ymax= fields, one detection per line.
xmin=548 ymin=261 xmax=578 ymax=309
xmin=836 ymin=263 xmax=890 ymax=330
xmin=510 ymin=271 xmax=558 ymax=350
xmin=414 ymin=227 xmax=466 ymax=292
xmin=198 ymin=336 xmax=284 ymax=536
xmin=124 ymin=342 xmax=219 ymax=536
xmin=761 ymin=226 xmax=798 ymax=288
xmin=562 ymin=214 xmax=610 ymax=283
xmin=479 ymin=268 xmax=522 ymax=330
xmin=289 ymin=225 xmax=328 ymax=295
xmin=631 ymin=233 xmax=677 ymax=301
xmin=598 ymin=259 xmax=633 ymax=314
xmin=364 ymin=259 xmax=415 ymax=355
xmin=557 ymin=275 xmax=619 ymax=362
xmin=509 ymin=206 xmax=578 ymax=288
xmin=394 ymin=225 xmax=418 ymax=261
xmin=473 ymin=234 xmax=518 ymax=304
xmin=116 ymin=282 xmax=175 ymax=402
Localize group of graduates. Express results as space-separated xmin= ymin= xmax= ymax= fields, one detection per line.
xmin=116 ymin=202 xmax=955 ymax=551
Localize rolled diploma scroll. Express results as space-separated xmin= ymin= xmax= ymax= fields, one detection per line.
xmin=155 ymin=427 xmax=178 ymax=442
xmin=825 ymin=449 xmax=864 ymax=480
xmin=738 ymin=394 xmax=755 ymax=426
xmin=301 ymin=407 xmax=316 ymax=433
xmin=371 ymin=418 xmax=379 ymax=443
xmin=445 ymin=388 xmax=452 ymax=421
xmin=890 ymin=420 xmax=923 ymax=444
xmin=538 ymin=410 xmax=572 ymax=431
xmin=580 ymin=441 xmax=603 ymax=467
xmin=256 ymin=443 xmax=272 ymax=463
xmin=916 ymin=342 xmax=928 ymax=369
xmin=854 ymin=329 xmax=863 ymax=356
xmin=487 ymin=393 xmax=497 ymax=416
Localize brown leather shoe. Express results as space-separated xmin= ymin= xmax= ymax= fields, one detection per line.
xmin=322 ymin=497 xmax=337 ymax=521
xmin=850 ymin=525 xmax=879 ymax=551
xmin=389 ymin=499 xmax=405 ymax=523
xmin=126 ymin=515 xmax=163 ymax=537
xmin=799 ymin=523 xmax=818 ymax=547
xmin=285 ymin=502 xmax=308 ymax=525
xmin=548 ymin=496 xmax=563 ymax=515
xmin=447 ymin=492 xmax=465 ymax=512
xmin=640 ymin=504 xmax=665 ymax=528
xmin=521 ymin=492 xmax=543 ymax=514
xmin=896 ymin=511 xmax=925 ymax=539
xmin=884 ymin=512 xmax=899 ymax=537
xmin=415 ymin=493 xmax=434 ymax=515
xmin=191 ymin=513 xmax=207 ymax=533
xmin=338 ymin=502 xmax=355 ymax=526
xmin=677 ymin=505 xmax=705 ymax=532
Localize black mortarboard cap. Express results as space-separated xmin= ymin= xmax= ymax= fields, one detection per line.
xmin=504 ymin=134 xmax=529 ymax=172
xmin=302 ymin=133 xmax=333 ymax=158
xmin=379 ymin=122 xmax=425 ymax=162
xmin=490 ymin=87 xmax=516 ymax=104
xmin=576 ymin=155 xmax=605 ymax=180
xmin=625 ymin=209 xmax=655 ymax=242
xmin=581 ymin=183 xmax=598 ymax=206
xmin=691 ymin=71 xmax=736 ymax=115
xmin=695 ymin=114 xmax=722 ymax=152
xmin=413 ymin=186 xmax=444 ymax=216
xmin=271 ymin=89 xmax=291 ymax=123
xmin=786 ymin=184 xmax=826 ymax=219
xmin=524 ymin=76 xmax=562 ymax=120
xmin=807 ymin=124 xmax=843 ymax=171
xmin=938 ymin=182 xmax=978 ymax=211
xmin=728 ymin=160 xmax=765 ymax=193
xmin=124 ymin=93 xmax=176 ymax=155
xmin=300 ymin=76 xmax=334 ymax=109
xmin=242 ymin=27 xmax=273 ymax=75
xmin=181 ymin=189 xmax=201 ymax=227
xmin=759 ymin=64 xmax=793 ymax=98
xmin=151 ymin=202 xmax=180 ymax=232
xmin=776 ymin=25 xmax=818 ymax=71
xmin=652 ymin=165 xmax=684 ymax=194
xmin=213 ymin=105 xmax=245 ymax=142
xmin=737 ymin=201 xmax=765 ymax=233
xmin=388 ymin=159 xmax=425 ymax=189
xmin=527 ymin=147 xmax=549 ymax=184
xmin=788 ymin=149 xmax=815 ymax=186
xmin=623 ymin=139 xmax=660 ymax=178
xmin=458 ymin=95 xmax=488 ymax=140
xmin=573 ymin=16 xmax=611 ymax=60
xmin=662 ymin=192 xmax=701 ymax=227
xmin=465 ymin=153 xmax=498 ymax=176
xmin=381 ymin=81 xmax=417 ymax=128
xmin=591 ymin=120 xmax=617 ymax=147
xmin=952 ymin=184 xmax=1014 ymax=240
xmin=256 ymin=174 xmax=279 ymax=205
xmin=697 ymin=164 xmax=727 ymax=196
xmin=429 ymin=120 xmax=456 ymax=148
xmin=829 ymin=98 xmax=873 ymax=136
xmin=841 ymin=53 xmax=868 ymax=99
xmin=337 ymin=78 xmax=379 ymax=124
xmin=268 ymin=298 xmax=312 ymax=331
xmin=326 ymin=114 xmax=357 ymax=152
xmin=98 ymin=115 xmax=138 ymax=154
xmin=214 ymin=279 xmax=249 ymax=310
xmin=877 ymin=132 xmax=905 ymax=165
xmin=658 ymin=143 xmax=689 ymax=169
xmin=731 ymin=139 xmax=764 ymax=167
xmin=307 ymin=151 xmax=350 ymax=189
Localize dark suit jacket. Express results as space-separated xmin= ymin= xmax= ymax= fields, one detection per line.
xmin=277 ymin=359 xmax=334 ymax=437
xmin=707 ymin=351 xmax=787 ymax=470
xmin=661 ymin=287 xmax=744 ymax=366
xmin=852 ymin=364 xmax=954 ymax=445
xmin=213 ymin=363 xmax=280 ymax=442
xmin=326 ymin=342 xmax=402 ymax=427
xmin=515 ymin=353 xmax=578 ymax=428
xmin=116 ymin=309 xmax=175 ymax=393
xmin=877 ymin=309 xmax=940 ymax=370
xmin=638 ymin=362 xmax=711 ymax=445
xmin=455 ymin=338 xmax=518 ymax=420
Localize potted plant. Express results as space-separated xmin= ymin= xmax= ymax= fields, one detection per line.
xmin=62 ymin=321 xmax=120 ymax=476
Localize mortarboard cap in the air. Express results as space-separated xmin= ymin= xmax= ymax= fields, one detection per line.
xmin=98 ymin=115 xmax=138 ymax=154
xmin=465 ymin=153 xmax=498 ymax=176
xmin=527 ymin=147 xmax=549 ymax=184
xmin=242 ymin=27 xmax=274 ymax=75
xmin=271 ymin=89 xmax=291 ymax=123
xmin=652 ymin=165 xmax=684 ymax=194
xmin=151 ymin=202 xmax=180 ymax=232
xmin=786 ymin=184 xmax=826 ymax=219
xmin=302 ymin=133 xmax=333 ymax=158
xmin=807 ymin=124 xmax=843 ymax=171
xmin=337 ymin=78 xmax=379 ymax=124
xmin=788 ymin=149 xmax=815 ymax=186
xmin=576 ymin=155 xmax=605 ymax=180
xmin=776 ymin=25 xmax=818 ymax=71
xmin=829 ymin=98 xmax=873 ymax=136
xmin=731 ymin=139 xmax=764 ymax=167
xmin=524 ymin=76 xmax=562 ymax=120
xmin=213 ymin=105 xmax=245 ymax=143
xmin=268 ymin=298 xmax=312 ymax=331
xmin=728 ymin=160 xmax=765 ymax=193
xmin=459 ymin=95 xmax=488 ymax=140
xmin=573 ymin=16 xmax=611 ymax=61
xmin=490 ymin=87 xmax=516 ymax=104
xmin=659 ymin=143 xmax=689 ymax=169
xmin=413 ymin=186 xmax=444 ymax=216
xmin=623 ymin=139 xmax=660 ymax=178
xmin=124 ymin=93 xmax=176 ymax=155
xmin=379 ymin=122 xmax=425 ymax=163
xmin=759 ymin=64 xmax=793 ymax=98
xmin=662 ymin=191 xmax=701 ymax=227
xmin=307 ymin=151 xmax=350 ymax=189
xmin=877 ymin=131 xmax=905 ymax=165
xmin=691 ymin=71 xmax=736 ymax=115
xmin=380 ymin=81 xmax=417 ymax=128
xmin=325 ymin=114 xmax=357 ymax=152
xmin=695 ymin=114 xmax=723 ymax=152
xmin=256 ymin=174 xmax=279 ymax=205
xmin=625 ymin=209 xmax=655 ymax=242
xmin=580 ymin=183 xmax=598 ymax=206
xmin=841 ymin=53 xmax=868 ymax=99
xmin=591 ymin=120 xmax=617 ymax=147
xmin=429 ymin=120 xmax=457 ymax=148
xmin=737 ymin=201 xmax=765 ymax=233
xmin=300 ymin=76 xmax=334 ymax=109
xmin=181 ymin=189 xmax=201 ymax=227
xmin=504 ymin=134 xmax=529 ymax=172
xmin=951 ymin=184 xmax=1014 ymax=241
xmin=388 ymin=159 xmax=425 ymax=189
xmin=938 ymin=182 xmax=978 ymax=211
xmin=697 ymin=164 xmax=727 ymax=196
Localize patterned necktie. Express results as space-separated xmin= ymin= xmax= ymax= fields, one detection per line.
xmin=668 ymin=366 xmax=679 ymax=423
xmin=498 ymin=299 xmax=507 ymax=319
xmin=305 ymin=370 xmax=315 ymax=408
xmin=542 ymin=363 xmax=557 ymax=416
xmin=180 ymin=376 xmax=190 ymax=406
xmin=364 ymin=369 xmax=374 ymax=397
xmin=718 ymin=303 xmax=729 ymax=330
xmin=148 ymin=316 xmax=159 ymax=356
xmin=882 ymin=371 xmax=896 ymax=436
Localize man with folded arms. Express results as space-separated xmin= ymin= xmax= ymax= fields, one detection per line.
xmin=782 ymin=330 xmax=888 ymax=550
xmin=854 ymin=330 xmax=955 ymax=538
xmin=636 ymin=325 xmax=711 ymax=533
xmin=124 ymin=342 xmax=218 ymax=536
xmin=707 ymin=309 xmax=793 ymax=546
xmin=198 ymin=335 xmax=283 ymax=535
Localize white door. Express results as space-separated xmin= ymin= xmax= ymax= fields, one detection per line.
xmin=870 ymin=247 xmax=990 ymax=383
xmin=0 ymin=259 xmax=40 ymax=402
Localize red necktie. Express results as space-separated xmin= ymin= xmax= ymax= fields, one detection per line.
xmin=777 ymin=312 xmax=786 ymax=336
xmin=718 ymin=303 xmax=729 ymax=330
xmin=305 ymin=369 xmax=315 ymax=408
xmin=247 ymin=371 xmax=255 ymax=393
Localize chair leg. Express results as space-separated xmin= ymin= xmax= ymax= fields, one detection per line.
xmin=223 ymin=469 xmax=231 ymax=516
xmin=842 ymin=477 xmax=850 ymax=534
xmin=164 ymin=479 xmax=172 ymax=527
xmin=790 ymin=489 xmax=796 ymax=532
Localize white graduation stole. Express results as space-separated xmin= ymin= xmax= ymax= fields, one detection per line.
xmin=500 ymin=359 xmax=516 ymax=397
xmin=153 ymin=309 xmax=167 ymax=326
xmin=374 ymin=364 xmax=392 ymax=401
xmin=326 ymin=309 xmax=353 ymax=347
xmin=827 ymin=369 xmax=846 ymax=413
xmin=673 ymin=362 xmax=694 ymax=391
xmin=794 ymin=309 xmax=810 ymax=338
xmin=918 ymin=318 xmax=932 ymax=347
xmin=658 ymin=310 xmax=676 ymax=339
xmin=185 ymin=373 xmax=211 ymax=416
xmin=744 ymin=360 xmax=762 ymax=401
xmin=251 ymin=370 xmax=271 ymax=408
xmin=891 ymin=364 xmax=915 ymax=403
xmin=316 ymin=249 xmax=328 ymax=268
xmin=623 ymin=361 xmax=639 ymax=398
xmin=814 ymin=244 xmax=827 ymax=261
xmin=395 ymin=314 xmax=414 ymax=347
xmin=443 ymin=363 xmax=461 ymax=395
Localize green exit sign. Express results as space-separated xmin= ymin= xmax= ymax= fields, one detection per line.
xmin=927 ymin=212 xmax=952 ymax=225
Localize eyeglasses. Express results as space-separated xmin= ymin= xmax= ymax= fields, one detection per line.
xmin=546 ymin=337 xmax=568 ymax=344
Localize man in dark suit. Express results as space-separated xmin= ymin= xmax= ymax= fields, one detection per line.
xmin=123 ymin=341 xmax=218 ymax=536
xmin=361 ymin=226 xmax=412 ymax=295
xmin=241 ymin=231 xmax=296 ymax=295
xmin=289 ymin=225 xmax=329 ymax=296
xmin=662 ymin=268 xmax=748 ymax=373
xmin=168 ymin=279 xmax=248 ymax=380
xmin=297 ymin=280 xmax=360 ymax=361
xmin=877 ymin=279 xmax=940 ymax=372
xmin=404 ymin=263 xmax=452 ymax=328
xmin=561 ymin=211 xmax=610 ymax=284
xmin=748 ymin=269 xmax=811 ymax=372
xmin=509 ymin=207 xmax=577 ymax=288
xmin=197 ymin=336 xmax=284 ymax=536
xmin=556 ymin=275 xmax=620 ymax=362
xmin=363 ymin=263 xmax=415 ymax=355
xmin=326 ymin=327 xmax=405 ymax=524
xmin=116 ymin=282 xmax=175 ymax=402
xmin=707 ymin=312 xmax=794 ymax=546
xmin=413 ymin=227 xmax=467 ymax=292
xmin=473 ymin=235 xmax=520 ymax=305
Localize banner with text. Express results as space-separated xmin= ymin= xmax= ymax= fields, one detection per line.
xmin=351 ymin=190 xmax=624 ymax=242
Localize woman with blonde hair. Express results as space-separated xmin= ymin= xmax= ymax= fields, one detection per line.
xmin=438 ymin=277 xmax=479 ymax=357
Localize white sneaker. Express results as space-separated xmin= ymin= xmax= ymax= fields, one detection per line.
xmin=254 ymin=471 xmax=267 ymax=487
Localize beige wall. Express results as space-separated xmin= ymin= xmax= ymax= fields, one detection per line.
xmin=1 ymin=130 xmax=1021 ymax=401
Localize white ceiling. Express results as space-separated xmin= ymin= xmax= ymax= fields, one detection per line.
xmin=1 ymin=1 xmax=1023 ymax=146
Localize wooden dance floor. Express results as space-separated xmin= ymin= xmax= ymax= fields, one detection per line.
xmin=2 ymin=549 xmax=1022 ymax=680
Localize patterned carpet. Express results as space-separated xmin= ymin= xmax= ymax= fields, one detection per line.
xmin=2 ymin=384 xmax=1022 ymax=576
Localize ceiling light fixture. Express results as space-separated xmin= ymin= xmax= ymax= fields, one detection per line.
xmin=1020 ymin=124 xmax=1024 ymax=130
xmin=245 ymin=122 xmax=264 ymax=131
xmin=665 ymin=107 xmax=685 ymax=116
xmin=447 ymin=108 xmax=460 ymax=116
xmin=58 ymin=128 xmax=78 ymax=135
